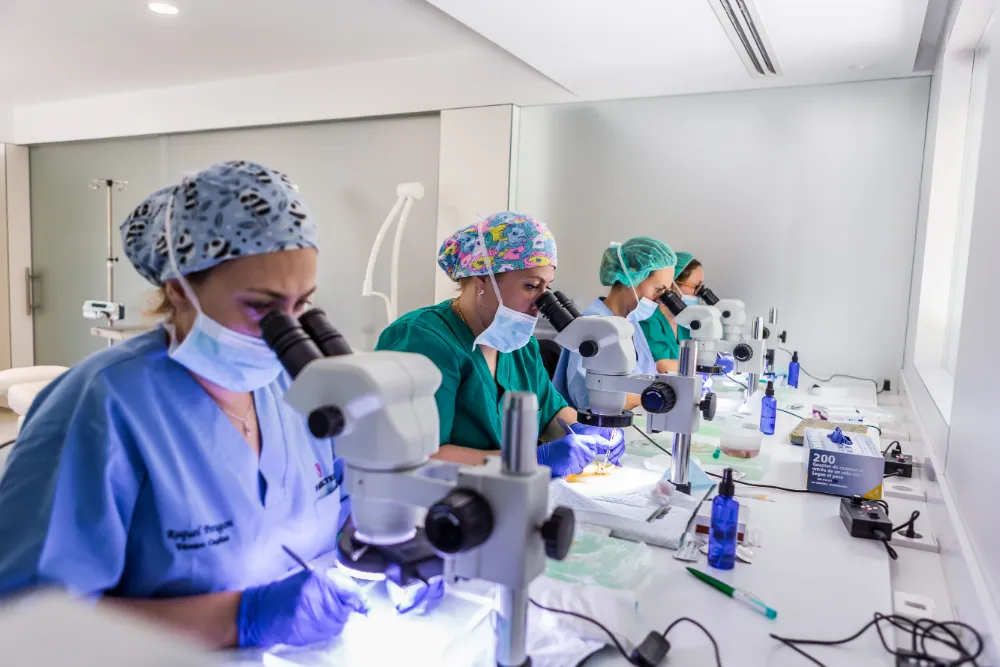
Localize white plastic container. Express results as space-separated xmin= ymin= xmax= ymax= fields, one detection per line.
xmin=720 ymin=423 xmax=764 ymax=459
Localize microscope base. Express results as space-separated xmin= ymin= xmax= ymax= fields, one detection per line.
xmin=335 ymin=523 xmax=443 ymax=586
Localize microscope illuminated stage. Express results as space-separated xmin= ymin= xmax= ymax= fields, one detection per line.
xmin=261 ymin=309 xmax=575 ymax=667
xmin=536 ymin=291 xmax=717 ymax=495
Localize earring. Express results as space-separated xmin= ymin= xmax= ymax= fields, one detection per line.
xmin=479 ymin=289 xmax=485 ymax=296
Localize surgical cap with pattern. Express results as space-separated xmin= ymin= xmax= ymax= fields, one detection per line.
xmin=121 ymin=160 xmax=318 ymax=286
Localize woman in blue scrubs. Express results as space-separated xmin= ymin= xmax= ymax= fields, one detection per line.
xmin=0 ymin=162 xmax=367 ymax=648
xmin=554 ymin=236 xmax=677 ymax=410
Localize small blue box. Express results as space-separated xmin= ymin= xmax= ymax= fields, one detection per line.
xmin=803 ymin=428 xmax=883 ymax=499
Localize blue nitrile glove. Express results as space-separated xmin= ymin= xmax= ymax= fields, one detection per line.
xmin=566 ymin=421 xmax=626 ymax=466
xmin=537 ymin=434 xmax=599 ymax=478
xmin=237 ymin=568 xmax=370 ymax=647
xmin=715 ymin=354 xmax=735 ymax=374
xmin=387 ymin=576 xmax=445 ymax=615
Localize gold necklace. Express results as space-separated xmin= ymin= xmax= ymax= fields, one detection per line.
xmin=223 ymin=402 xmax=255 ymax=437
xmin=451 ymin=299 xmax=470 ymax=327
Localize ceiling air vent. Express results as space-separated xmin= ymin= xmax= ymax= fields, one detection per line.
xmin=707 ymin=0 xmax=782 ymax=77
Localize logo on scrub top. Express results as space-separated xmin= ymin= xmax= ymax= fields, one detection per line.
xmin=315 ymin=463 xmax=323 ymax=478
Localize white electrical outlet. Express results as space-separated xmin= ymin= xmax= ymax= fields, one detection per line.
xmin=894 ymin=591 xmax=937 ymax=620
xmin=893 ymin=526 xmax=939 ymax=553
xmin=884 ymin=479 xmax=926 ymax=501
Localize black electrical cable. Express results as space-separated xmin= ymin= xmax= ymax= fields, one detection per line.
xmin=892 ymin=510 xmax=921 ymax=536
xmin=631 ymin=424 xmax=673 ymax=457
xmin=883 ymin=440 xmax=902 ymax=457
xmin=778 ymin=348 xmax=884 ymax=394
xmin=0 ymin=438 xmax=15 ymax=451
xmin=529 ymin=598 xmax=633 ymax=663
xmin=873 ymin=530 xmax=898 ymax=560
xmin=705 ymin=470 xmax=834 ymax=496
xmin=770 ymin=612 xmax=984 ymax=667
xmin=867 ymin=424 xmax=882 ymax=436
xmin=870 ymin=498 xmax=890 ymax=515
xmin=777 ymin=408 xmax=805 ymax=420
xmin=661 ymin=618 xmax=724 ymax=667
xmin=722 ymin=372 xmax=748 ymax=390
xmin=530 ymin=598 xmax=725 ymax=667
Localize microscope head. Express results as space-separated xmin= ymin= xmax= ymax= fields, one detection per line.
xmin=537 ymin=290 xmax=637 ymax=376
xmin=674 ymin=304 xmax=724 ymax=341
xmin=715 ymin=299 xmax=747 ymax=327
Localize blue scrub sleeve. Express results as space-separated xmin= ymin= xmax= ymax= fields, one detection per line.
xmin=377 ymin=321 xmax=462 ymax=446
xmin=532 ymin=341 xmax=570 ymax=428
xmin=0 ymin=376 xmax=144 ymax=597
xmin=554 ymin=348 xmax=589 ymax=411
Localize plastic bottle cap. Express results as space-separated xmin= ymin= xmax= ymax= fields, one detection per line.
xmin=791 ymin=351 xmax=799 ymax=362
xmin=719 ymin=468 xmax=735 ymax=497
xmin=765 ymin=380 xmax=774 ymax=397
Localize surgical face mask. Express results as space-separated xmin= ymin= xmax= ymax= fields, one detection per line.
xmin=471 ymin=225 xmax=538 ymax=353
xmin=613 ymin=243 xmax=658 ymax=323
xmin=163 ymin=197 xmax=283 ymax=392
xmin=673 ymin=282 xmax=701 ymax=308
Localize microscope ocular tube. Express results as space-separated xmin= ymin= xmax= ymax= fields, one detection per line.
xmin=670 ymin=340 xmax=697 ymax=495
xmin=747 ymin=316 xmax=764 ymax=396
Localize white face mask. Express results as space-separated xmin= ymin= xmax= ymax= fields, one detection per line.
xmin=163 ymin=197 xmax=283 ymax=392
xmin=613 ymin=242 xmax=658 ymax=323
xmin=471 ymin=224 xmax=538 ymax=353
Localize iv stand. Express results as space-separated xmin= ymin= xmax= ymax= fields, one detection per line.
xmin=88 ymin=179 xmax=127 ymax=347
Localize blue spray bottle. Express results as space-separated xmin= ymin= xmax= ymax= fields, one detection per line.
xmin=788 ymin=351 xmax=800 ymax=388
xmin=708 ymin=468 xmax=739 ymax=570
xmin=760 ymin=381 xmax=776 ymax=435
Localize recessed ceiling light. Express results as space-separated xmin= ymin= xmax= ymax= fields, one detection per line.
xmin=849 ymin=63 xmax=877 ymax=72
xmin=148 ymin=2 xmax=179 ymax=15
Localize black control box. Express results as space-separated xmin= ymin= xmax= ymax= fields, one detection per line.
xmin=884 ymin=451 xmax=914 ymax=478
xmin=840 ymin=497 xmax=892 ymax=540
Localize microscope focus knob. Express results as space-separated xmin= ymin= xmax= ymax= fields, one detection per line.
xmin=425 ymin=489 xmax=494 ymax=555
xmin=541 ymin=506 xmax=576 ymax=561
xmin=733 ymin=343 xmax=753 ymax=363
xmin=763 ymin=326 xmax=771 ymax=340
xmin=778 ymin=331 xmax=787 ymax=344
xmin=640 ymin=382 xmax=676 ymax=414
xmin=308 ymin=406 xmax=345 ymax=438
xmin=700 ymin=392 xmax=718 ymax=421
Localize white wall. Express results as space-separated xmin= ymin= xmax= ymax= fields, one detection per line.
xmin=435 ymin=106 xmax=520 ymax=302
xmin=13 ymin=50 xmax=570 ymax=145
xmin=942 ymin=21 xmax=1000 ymax=648
xmin=516 ymin=78 xmax=930 ymax=382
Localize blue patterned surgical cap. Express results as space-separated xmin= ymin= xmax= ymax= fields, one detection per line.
xmin=121 ymin=160 xmax=318 ymax=286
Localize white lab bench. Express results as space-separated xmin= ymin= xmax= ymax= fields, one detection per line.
xmin=221 ymin=381 xmax=926 ymax=667
xmin=588 ymin=382 xmax=896 ymax=666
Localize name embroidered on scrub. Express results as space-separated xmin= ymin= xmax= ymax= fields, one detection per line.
xmin=166 ymin=519 xmax=235 ymax=551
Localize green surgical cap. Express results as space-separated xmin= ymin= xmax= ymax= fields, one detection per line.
xmin=599 ymin=236 xmax=677 ymax=287
xmin=674 ymin=251 xmax=695 ymax=279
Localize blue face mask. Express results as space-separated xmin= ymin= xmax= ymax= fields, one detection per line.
xmin=682 ymin=295 xmax=701 ymax=307
xmin=612 ymin=242 xmax=658 ymax=323
xmin=471 ymin=225 xmax=538 ymax=353
xmin=163 ymin=198 xmax=283 ymax=392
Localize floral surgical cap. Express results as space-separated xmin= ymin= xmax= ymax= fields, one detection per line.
xmin=121 ymin=160 xmax=318 ymax=286
xmin=437 ymin=211 xmax=558 ymax=281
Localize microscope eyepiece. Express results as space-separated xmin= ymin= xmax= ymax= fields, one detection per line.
xmin=697 ymin=285 xmax=720 ymax=306
xmin=535 ymin=290 xmax=576 ymax=332
xmin=260 ymin=310 xmax=323 ymax=378
xmin=299 ymin=308 xmax=352 ymax=357
xmin=553 ymin=290 xmax=581 ymax=318
xmin=658 ymin=290 xmax=687 ymax=316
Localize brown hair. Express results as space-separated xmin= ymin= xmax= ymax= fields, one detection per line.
xmin=147 ymin=268 xmax=213 ymax=321
xmin=677 ymin=258 xmax=702 ymax=284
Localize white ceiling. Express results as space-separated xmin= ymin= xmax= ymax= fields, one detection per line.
xmin=0 ymin=0 xmax=486 ymax=105
xmin=0 ymin=0 xmax=937 ymax=117
xmin=426 ymin=0 xmax=933 ymax=99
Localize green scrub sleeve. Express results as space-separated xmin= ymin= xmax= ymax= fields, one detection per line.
xmin=640 ymin=309 xmax=680 ymax=361
xmin=528 ymin=338 xmax=569 ymax=430
xmin=375 ymin=320 xmax=461 ymax=446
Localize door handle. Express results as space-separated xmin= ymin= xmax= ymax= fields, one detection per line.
xmin=25 ymin=267 xmax=37 ymax=315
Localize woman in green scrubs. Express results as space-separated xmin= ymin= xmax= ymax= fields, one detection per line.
xmin=376 ymin=212 xmax=625 ymax=476
xmin=641 ymin=252 xmax=704 ymax=373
